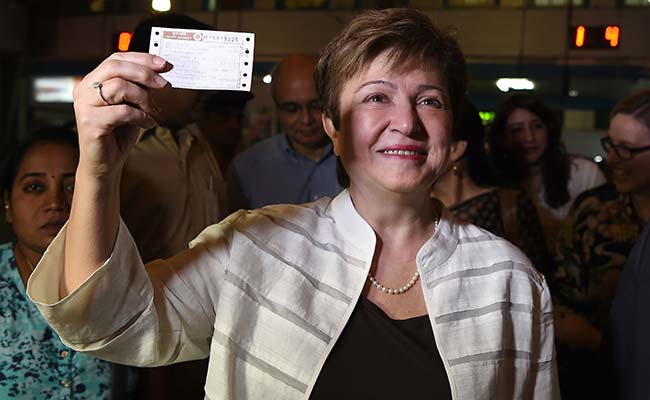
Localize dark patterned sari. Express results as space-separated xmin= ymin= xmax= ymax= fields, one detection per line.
xmin=449 ymin=188 xmax=551 ymax=276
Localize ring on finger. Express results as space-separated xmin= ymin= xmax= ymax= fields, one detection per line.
xmin=92 ymin=81 xmax=111 ymax=105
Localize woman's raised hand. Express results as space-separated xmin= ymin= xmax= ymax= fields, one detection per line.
xmin=60 ymin=52 xmax=171 ymax=297
xmin=73 ymin=52 xmax=172 ymax=180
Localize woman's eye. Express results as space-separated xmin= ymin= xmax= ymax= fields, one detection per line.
xmin=24 ymin=183 xmax=44 ymax=193
xmin=419 ymin=97 xmax=443 ymax=108
xmin=63 ymin=177 xmax=76 ymax=193
xmin=506 ymin=125 xmax=522 ymax=134
xmin=365 ymin=94 xmax=386 ymax=103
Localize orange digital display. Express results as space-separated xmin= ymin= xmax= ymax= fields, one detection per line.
xmin=575 ymin=25 xmax=586 ymax=47
xmin=605 ymin=25 xmax=620 ymax=47
xmin=570 ymin=25 xmax=620 ymax=49
xmin=118 ymin=32 xmax=133 ymax=52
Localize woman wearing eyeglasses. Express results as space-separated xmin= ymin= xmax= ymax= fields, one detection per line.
xmin=552 ymin=89 xmax=650 ymax=399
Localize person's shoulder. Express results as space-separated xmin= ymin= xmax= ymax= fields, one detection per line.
xmin=454 ymin=217 xmax=519 ymax=245
xmin=242 ymin=197 xmax=336 ymax=226
xmin=569 ymin=156 xmax=606 ymax=184
xmin=441 ymin=220 xmax=547 ymax=295
xmin=193 ymin=197 xmax=339 ymax=249
xmin=232 ymin=135 xmax=285 ymax=169
xmin=572 ymin=182 xmax=616 ymax=210
xmin=240 ymin=135 xmax=285 ymax=157
xmin=0 ymin=242 xmax=13 ymax=262
xmin=450 ymin=217 xmax=531 ymax=262
xmin=123 ymin=128 xmax=175 ymax=167
xmin=0 ymin=243 xmax=16 ymax=282
xmin=570 ymin=156 xmax=598 ymax=169
xmin=221 ymin=197 xmax=335 ymax=228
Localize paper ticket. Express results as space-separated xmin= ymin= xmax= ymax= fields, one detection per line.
xmin=148 ymin=27 xmax=254 ymax=91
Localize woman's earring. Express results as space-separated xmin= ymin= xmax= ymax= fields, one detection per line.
xmin=452 ymin=164 xmax=463 ymax=178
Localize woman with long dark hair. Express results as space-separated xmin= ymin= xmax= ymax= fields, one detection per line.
xmin=432 ymin=98 xmax=551 ymax=275
xmin=489 ymin=94 xmax=605 ymax=246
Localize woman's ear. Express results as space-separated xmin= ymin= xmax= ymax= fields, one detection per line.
xmin=322 ymin=114 xmax=341 ymax=156
xmin=449 ymin=140 xmax=468 ymax=163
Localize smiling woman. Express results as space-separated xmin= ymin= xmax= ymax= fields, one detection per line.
xmin=0 ymin=128 xmax=113 ymax=399
xmin=552 ymin=89 xmax=650 ymax=399
xmin=28 ymin=8 xmax=558 ymax=400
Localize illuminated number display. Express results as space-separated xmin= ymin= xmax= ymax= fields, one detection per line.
xmin=116 ymin=32 xmax=133 ymax=52
xmin=570 ymin=25 xmax=620 ymax=49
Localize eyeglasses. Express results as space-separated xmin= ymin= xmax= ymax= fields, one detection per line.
xmin=276 ymin=101 xmax=321 ymax=115
xmin=600 ymin=137 xmax=650 ymax=160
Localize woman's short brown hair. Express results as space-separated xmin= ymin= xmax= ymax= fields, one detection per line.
xmin=611 ymin=89 xmax=650 ymax=132
xmin=315 ymin=8 xmax=467 ymax=187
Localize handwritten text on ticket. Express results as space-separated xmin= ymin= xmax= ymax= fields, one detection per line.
xmin=148 ymin=27 xmax=254 ymax=91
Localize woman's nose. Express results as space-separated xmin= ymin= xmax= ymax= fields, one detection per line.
xmin=390 ymin=103 xmax=420 ymax=136
xmin=522 ymin=125 xmax=536 ymax=141
xmin=45 ymin=187 xmax=66 ymax=211
xmin=606 ymin=147 xmax=621 ymax=163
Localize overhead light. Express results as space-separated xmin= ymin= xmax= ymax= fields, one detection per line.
xmin=594 ymin=155 xmax=604 ymax=163
xmin=496 ymin=78 xmax=535 ymax=93
xmin=569 ymin=89 xmax=579 ymax=97
xmin=152 ymin=0 xmax=171 ymax=12
xmin=262 ymin=74 xmax=272 ymax=84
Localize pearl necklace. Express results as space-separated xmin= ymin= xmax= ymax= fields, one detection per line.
xmin=368 ymin=271 xmax=420 ymax=295
xmin=367 ymin=216 xmax=440 ymax=295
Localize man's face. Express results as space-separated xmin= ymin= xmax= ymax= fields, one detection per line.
xmin=200 ymin=109 xmax=245 ymax=150
xmin=152 ymin=86 xmax=201 ymax=129
xmin=274 ymin=68 xmax=329 ymax=151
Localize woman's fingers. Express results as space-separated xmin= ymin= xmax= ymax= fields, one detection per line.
xmin=105 ymin=51 xmax=171 ymax=70
xmin=83 ymin=78 xmax=161 ymax=115
xmin=73 ymin=53 xmax=167 ymax=131
xmin=93 ymin=57 xmax=168 ymax=89
xmin=75 ymin=77 xmax=159 ymax=133
xmin=107 ymin=104 xmax=158 ymax=130
xmin=94 ymin=52 xmax=172 ymax=87
xmin=74 ymin=52 xmax=171 ymax=103
xmin=76 ymin=102 xmax=157 ymax=134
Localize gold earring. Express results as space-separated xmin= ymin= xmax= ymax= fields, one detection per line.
xmin=452 ymin=164 xmax=462 ymax=177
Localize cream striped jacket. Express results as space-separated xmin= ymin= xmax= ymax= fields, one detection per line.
xmin=28 ymin=190 xmax=559 ymax=399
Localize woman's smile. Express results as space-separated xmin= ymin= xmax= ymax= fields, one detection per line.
xmin=378 ymin=145 xmax=428 ymax=160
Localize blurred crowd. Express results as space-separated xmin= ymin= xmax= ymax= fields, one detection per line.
xmin=1 ymin=10 xmax=650 ymax=400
